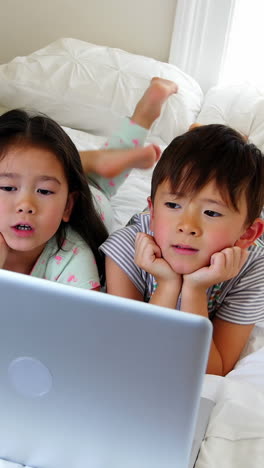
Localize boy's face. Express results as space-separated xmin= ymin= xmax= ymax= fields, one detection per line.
xmin=148 ymin=179 xmax=251 ymax=275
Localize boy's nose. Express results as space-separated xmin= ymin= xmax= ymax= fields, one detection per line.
xmin=177 ymin=216 xmax=201 ymax=236
xmin=178 ymin=226 xmax=198 ymax=236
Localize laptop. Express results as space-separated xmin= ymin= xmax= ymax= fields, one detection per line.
xmin=0 ymin=269 xmax=213 ymax=468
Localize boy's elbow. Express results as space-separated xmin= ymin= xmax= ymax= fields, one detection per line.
xmin=206 ymin=355 xmax=225 ymax=376
xmin=206 ymin=364 xmax=224 ymax=376
xmin=206 ymin=359 xmax=235 ymax=376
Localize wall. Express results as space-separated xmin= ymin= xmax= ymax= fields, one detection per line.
xmin=0 ymin=0 xmax=177 ymax=63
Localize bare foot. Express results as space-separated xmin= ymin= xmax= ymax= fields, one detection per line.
xmin=131 ymin=77 xmax=178 ymax=129
xmin=80 ymin=144 xmax=161 ymax=178
xmin=189 ymin=122 xmax=249 ymax=142
xmin=189 ymin=122 xmax=203 ymax=131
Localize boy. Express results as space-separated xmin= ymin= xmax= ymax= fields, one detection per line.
xmin=101 ymin=124 xmax=264 ymax=376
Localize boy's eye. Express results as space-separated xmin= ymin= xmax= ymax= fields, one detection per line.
xmin=0 ymin=186 xmax=16 ymax=192
xmin=204 ymin=210 xmax=222 ymax=217
xmin=37 ymin=189 xmax=54 ymax=195
xmin=165 ymin=202 xmax=181 ymax=209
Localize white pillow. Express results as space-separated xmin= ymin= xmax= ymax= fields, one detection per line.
xmin=196 ymin=82 xmax=264 ymax=152
xmin=0 ymin=37 xmax=203 ymax=145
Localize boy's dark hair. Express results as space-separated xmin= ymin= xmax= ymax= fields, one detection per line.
xmin=0 ymin=109 xmax=108 ymax=281
xmin=151 ymin=124 xmax=264 ymax=226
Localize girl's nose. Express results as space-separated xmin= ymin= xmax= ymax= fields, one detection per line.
xmin=16 ymin=199 xmax=36 ymax=215
xmin=17 ymin=207 xmax=34 ymax=214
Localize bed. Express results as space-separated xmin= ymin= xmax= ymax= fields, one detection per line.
xmin=0 ymin=37 xmax=264 ymax=468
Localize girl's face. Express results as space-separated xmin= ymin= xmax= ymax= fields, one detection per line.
xmin=0 ymin=144 xmax=74 ymax=261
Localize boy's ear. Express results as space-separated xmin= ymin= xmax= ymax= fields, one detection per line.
xmin=147 ymin=196 xmax=154 ymax=231
xmin=62 ymin=192 xmax=76 ymax=222
xmin=235 ymin=218 xmax=264 ymax=248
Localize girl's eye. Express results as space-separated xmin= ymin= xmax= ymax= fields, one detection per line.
xmin=37 ymin=189 xmax=54 ymax=195
xmin=204 ymin=210 xmax=222 ymax=217
xmin=0 ymin=186 xmax=16 ymax=192
xmin=165 ymin=202 xmax=181 ymax=209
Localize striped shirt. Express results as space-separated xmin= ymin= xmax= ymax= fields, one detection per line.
xmin=100 ymin=211 xmax=264 ymax=325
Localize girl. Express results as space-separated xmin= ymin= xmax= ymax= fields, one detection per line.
xmin=0 ymin=77 xmax=178 ymax=290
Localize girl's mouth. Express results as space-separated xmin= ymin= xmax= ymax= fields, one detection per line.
xmin=12 ymin=224 xmax=35 ymax=237
xmin=15 ymin=224 xmax=33 ymax=231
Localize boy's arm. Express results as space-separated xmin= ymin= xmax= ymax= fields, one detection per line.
xmin=211 ymin=318 xmax=254 ymax=375
xmin=105 ymin=256 xmax=143 ymax=301
xmin=181 ymin=246 xmax=251 ymax=375
xmin=105 ymin=232 xmax=182 ymax=306
xmin=0 ymin=233 xmax=8 ymax=268
xmin=180 ymin=284 xmax=254 ymax=375
xmin=134 ymin=232 xmax=182 ymax=308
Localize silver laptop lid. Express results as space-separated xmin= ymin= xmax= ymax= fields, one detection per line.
xmin=0 ymin=269 xmax=212 ymax=468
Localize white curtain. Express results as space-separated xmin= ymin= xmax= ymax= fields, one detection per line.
xmin=169 ymin=0 xmax=236 ymax=92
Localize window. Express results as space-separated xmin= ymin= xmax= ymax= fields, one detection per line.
xmin=219 ymin=0 xmax=264 ymax=87
xmin=169 ymin=0 xmax=235 ymax=92
xmin=169 ymin=0 xmax=263 ymax=91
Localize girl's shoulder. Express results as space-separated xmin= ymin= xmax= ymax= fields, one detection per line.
xmin=31 ymin=226 xmax=98 ymax=285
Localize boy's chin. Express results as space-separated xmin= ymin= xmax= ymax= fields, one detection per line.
xmin=169 ymin=262 xmax=207 ymax=276
xmin=174 ymin=267 xmax=197 ymax=275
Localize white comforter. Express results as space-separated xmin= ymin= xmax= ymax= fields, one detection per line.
xmin=198 ymin=327 xmax=264 ymax=467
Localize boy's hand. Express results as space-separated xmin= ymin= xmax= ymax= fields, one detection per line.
xmin=135 ymin=232 xmax=180 ymax=282
xmin=0 ymin=233 xmax=8 ymax=268
xmin=183 ymin=246 xmax=249 ymax=290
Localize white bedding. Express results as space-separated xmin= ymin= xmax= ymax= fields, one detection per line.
xmin=0 ymin=38 xmax=263 ymax=468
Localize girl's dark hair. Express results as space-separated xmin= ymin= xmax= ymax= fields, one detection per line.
xmin=0 ymin=109 xmax=108 ymax=282
xmin=151 ymin=124 xmax=264 ymax=226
